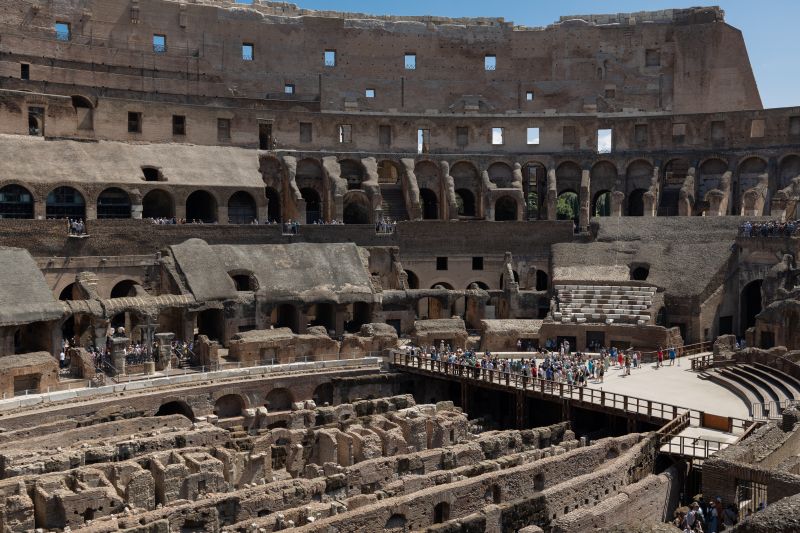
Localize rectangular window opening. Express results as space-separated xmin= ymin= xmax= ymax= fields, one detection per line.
xmin=645 ymin=49 xmax=661 ymax=67
xmin=485 ymin=54 xmax=496 ymax=71
xmin=405 ymin=53 xmax=416 ymax=70
xmin=242 ymin=43 xmax=254 ymax=61
xmin=790 ymin=116 xmax=800 ymax=137
xmin=338 ymin=124 xmax=352 ymax=144
xmin=299 ymin=122 xmax=312 ymax=144
xmin=365 ymin=88 xmax=375 ymax=98
xmin=597 ymin=128 xmax=612 ymax=153
xmin=20 ymin=63 xmax=30 ymax=80
xmin=750 ymin=119 xmax=766 ymax=139
xmin=379 ymin=125 xmax=392 ymax=147
xmin=456 ymin=126 xmax=469 ymax=147
xmin=672 ymin=122 xmax=687 ymax=144
xmin=526 ymin=91 xmax=534 ymax=102
xmin=259 ymin=122 xmax=272 ymax=150
xmin=55 ymin=22 xmax=70 ymax=41
xmin=491 ymin=127 xmax=504 ymax=145
xmin=217 ymin=118 xmax=231 ymax=142
xmin=436 ymin=257 xmax=448 ymax=271
xmin=417 ymin=129 xmax=430 ymax=154
xmin=172 ymin=115 xmax=185 ymax=136
xmin=324 ymin=50 xmax=336 ymax=67
xmin=562 ymin=125 xmax=576 ymax=148
xmin=634 ymin=124 xmax=648 ymax=145
xmin=127 ymin=111 xmax=142 ymax=133
xmin=472 ymin=257 xmax=484 ymax=270
xmin=284 ymin=84 xmax=295 ymax=95
xmin=152 ymin=34 xmax=166 ymax=54
xmin=28 ymin=107 xmax=44 ymax=136
xmin=711 ymin=120 xmax=726 ymax=142
xmin=527 ymin=127 xmax=540 ymax=145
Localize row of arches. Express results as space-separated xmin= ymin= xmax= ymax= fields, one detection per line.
xmin=0 ymin=185 xmax=262 ymax=224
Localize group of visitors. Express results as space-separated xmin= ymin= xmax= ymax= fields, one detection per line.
xmin=739 ymin=219 xmax=799 ymax=237
xmin=375 ymin=217 xmax=397 ymax=234
xmin=67 ymin=218 xmax=86 ymax=235
xmin=673 ymin=495 xmax=753 ymax=532
xmin=149 ymin=217 xmax=214 ymax=224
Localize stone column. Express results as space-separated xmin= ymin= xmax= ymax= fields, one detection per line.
xmin=611 ymin=191 xmax=625 ymax=217
xmin=296 ymin=198 xmax=307 ymax=225
xmin=155 ymin=332 xmax=175 ymax=371
xmin=110 ymin=337 xmax=128 ymax=376
xmin=131 ymin=203 xmax=143 ymax=219
xmin=217 ymin=205 xmax=228 ymax=224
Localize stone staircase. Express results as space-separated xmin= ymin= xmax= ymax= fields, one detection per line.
xmin=380 ymin=184 xmax=409 ymax=220
xmin=552 ymin=284 xmax=655 ymax=325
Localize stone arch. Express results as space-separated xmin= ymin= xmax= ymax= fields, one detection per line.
xmin=260 ymin=156 xmax=284 ymax=187
xmin=433 ymin=502 xmax=451 ymax=524
xmin=185 ymin=190 xmax=218 ymax=223
xmin=228 ymin=269 xmax=258 ymax=291
xmin=779 ymin=154 xmax=800 ymax=189
xmin=378 ymin=160 xmax=402 ymax=184
xmin=592 ymin=190 xmax=612 ymax=217
xmin=97 ymin=187 xmax=131 ymax=219
xmin=494 ymin=196 xmax=518 ymax=221
xmin=227 ymin=191 xmax=257 ymax=224
xmin=405 ymin=270 xmax=419 ymax=290
xmin=265 ymin=187 xmax=282 ymax=222
xmin=419 ymin=188 xmax=439 ymax=220
xmin=455 ymin=188 xmax=476 ymax=217
xmin=59 ymin=282 xmax=79 ymax=301
xmin=46 ymin=186 xmax=85 ymax=219
xmin=660 ymin=158 xmax=690 ymax=216
xmin=296 ymin=158 xmax=324 ymax=187
xmin=468 ymin=281 xmax=489 ymax=290
xmin=741 ymin=279 xmax=763 ymax=335
xmin=523 ymin=161 xmax=548 ymax=220
xmin=0 ymin=183 xmax=34 ymax=219
xmin=698 ymin=158 xmax=729 ymax=203
xmin=340 ymin=158 xmax=366 ymax=190
xmin=536 ymin=270 xmax=549 ymax=291
xmin=556 ymin=161 xmax=582 ymax=195
xmin=71 ymin=95 xmax=94 ymax=130
xmin=142 ymin=189 xmax=174 ymax=219
xmin=343 ymin=190 xmax=371 ymax=224
xmin=275 ymin=303 xmax=300 ymax=333
xmin=110 ymin=279 xmax=141 ymax=299
xmin=313 ymin=382 xmax=334 ymax=406
xmin=414 ymin=160 xmax=440 ymax=192
xmin=214 ymin=394 xmax=245 ymax=419
xmin=736 ymin=157 xmax=769 ymax=214
xmin=300 ymin=187 xmax=322 ymax=224
xmin=265 ymin=387 xmax=294 ymax=411
xmin=385 ymin=513 xmax=407 ymax=532
xmin=590 ymin=160 xmax=618 ymax=192
xmin=346 ymin=301 xmax=371 ymax=333
xmin=155 ymin=400 xmax=194 ymax=420
xmin=557 ymin=190 xmax=579 ymax=222
xmin=626 ymin=159 xmax=654 ymax=193
xmin=487 ymin=162 xmax=514 ymax=188
xmin=627 ymin=189 xmax=647 ymax=216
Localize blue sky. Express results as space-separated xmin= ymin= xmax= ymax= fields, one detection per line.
xmin=284 ymin=0 xmax=798 ymax=109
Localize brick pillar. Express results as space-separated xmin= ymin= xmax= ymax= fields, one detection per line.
xmin=110 ymin=337 xmax=128 ymax=376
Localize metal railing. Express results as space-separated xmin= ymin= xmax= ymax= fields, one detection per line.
xmin=659 ymin=435 xmax=726 ymax=458
xmin=392 ymin=352 xmax=751 ymax=432
xmin=752 ymin=399 xmax=800 ymax=421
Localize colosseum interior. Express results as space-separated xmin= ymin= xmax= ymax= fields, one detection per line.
xmin=0 ymin=1 xmax=799 ymax=531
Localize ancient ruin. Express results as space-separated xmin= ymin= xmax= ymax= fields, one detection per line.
xmin=0 ymin=1 xmax=799 ymax=531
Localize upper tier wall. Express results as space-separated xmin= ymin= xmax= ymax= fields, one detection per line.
xmin=0 ymin=0 xmax=760 ymax=114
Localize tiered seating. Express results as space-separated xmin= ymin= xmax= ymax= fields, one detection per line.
xmin=701 ymin=363 xmax=800 ymax=417
xmin=552 ymin=284 xmax=655 ymax=325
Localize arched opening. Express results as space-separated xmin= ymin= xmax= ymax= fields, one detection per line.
xmin=405 ymin=270 xmax=419 ymax=290
xmin=340 ymin=159 xmax=365 ymax=190
xmin=419 ymin=188 xmax=438 ymax=220
xmin=741 ymin=280 xmax=763 ymax=334
xmin=455 ymin=188 xmax=476 ymax=217
xmin=536 ymin=271 xmax=549 ymax=291
xmin=699 ymin=158 xmax=729 ymax=212
xmin=185 ymin=190 xmax=217 ymax=223
xmin=197 ymin=309 xmax=224 ymax=341
xmin=385 ymin=514 xmax=408 ymax=532
xmin=433 ymin=502 xmax=451 ymax=524
xmin=142 ymin=189 xmax=174 ymax=219
xmin=378 ymin=160 xmax=401 ymax=184
xmin=0 ymin=184 xmax=34 ymax=219
xmin=227 ymin=191 xmax=257 ymax=224
xmin=500 ymin=271 xmax=520 ymax=287
xmin=494 ymin=196 xmax=518 ymax=221
xmin=59 ymin=282 xmax=78 ymax=301
xmin=96 ymin=187 xmax=131 ymax=219
xmin=300 ymin=188 xmax=322 ymax=224
xmin=556 ymin=161 xmax=582 ymax=197
xmin=343 ymin=192 xmax=371 ymax=224
xmin=736 ymin=157 xmax=768 ymax=214
xmin=214 ymin=394 xmax=245 ymax=419
xmin=46 ymin=186 xmax=85 ymax=219
xmin=229 ymin=271 xmax=257 ymax=291
xmin=141 ymin=167 xmax=164 ymax=182
xmin=524 ymin=162 xmax=547 ymax=220
xmin=630 ymin=265 xmax=650 ymax=281
xmin=468 ymin=281 xmax=489 ymax=290
xmin=155 ymin=401 xmax=194 ymax=420
xmin=28 ymin=111 xmax=42 ymax=136
xmin=660 ymin=159 xmax=689 ymax=216
xmin=265 ymin=388 xmax=293 ymax=411
xmin=346 ymin=302 xmax=371 ymax=333
xmin=313 ymin=382 xmax=334 ymax=406
xmin=557 ymin=191 xmax=579 ymax=223
xmin=627 ymin=189 xmax=647 ymax=216
xmin=779 ymin=155 xmax=800 ymax=189
xmin=487 ymin=162 xmax=514 ymax=188
xmin=308 ymin=303 xmax=335 ymax=333
xmin=111 ymin=280 xmax=140 ymax=298
xmin=265 ymin=187 xmax=281 ymax=222
xmin=276 ymin=304 xmax=299 ymax=333
xmin=71 ymin=95 xmax=94 ymax=131
xmin=593 ymin=190 xmax=612 ymax=217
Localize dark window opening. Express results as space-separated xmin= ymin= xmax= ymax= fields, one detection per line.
xmin=645 ymin=49 xmax=661 ymax=67
xmin=472 ymin=257 xmax=483 ymax=270
xmin=379 ymin=125 xmax=392 ymax=147
xmin=28 ymin=107 xmax=44 ymax=136
xmin=634 ymin=124 xmax=648 ymax=145
xmin=299 ymin=122 xmax=312 ymax=144
xmin=630 ymin=266 xmax=650 ymax=281
xmin=456 ymin=126 xmax=469 ymax=147
xmin=20 ymin=63 xmax=30 ymax=80
xmin=259 ymin=122 xmax=272 ymax=149
xmin=172 ymin=115 xmax=186 ymax=136
xmin=141 ymin=167 xmax=163 ymax=182
xmin=127 ymin=112 xmax=142 ymax=133
xmin=218 ymin=118 xmax=231 ymax=142
xmin=436 ymin=257 xmax=448 ymax=271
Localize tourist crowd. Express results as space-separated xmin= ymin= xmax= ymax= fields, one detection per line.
xmin=739 ymin=219 xmax=800 ymax=237
xmin=405 ymin=340 xmax=680 ymax=387
xmin=672 ymin=494 xmax=761 ymax=532
xmin=67 ymin=218 xmax=86 ymax=235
